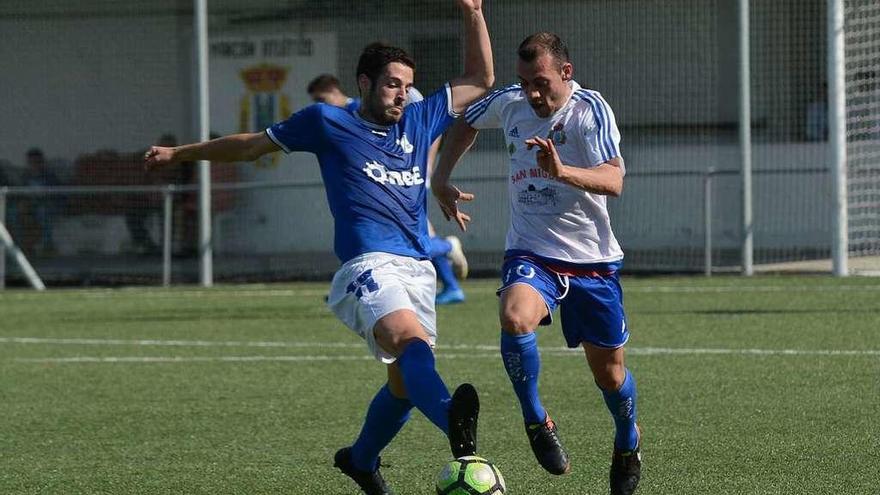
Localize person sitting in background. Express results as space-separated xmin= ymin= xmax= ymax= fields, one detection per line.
xmin=123 ymin=137 xmax=167 ymax=255
xmin=307 ymin=73 xmax=468 ymax=304
xmin=22 ymin=148 xmax=59 ymax=255
xmin=805 ymin=82 xmax=828 ymax=142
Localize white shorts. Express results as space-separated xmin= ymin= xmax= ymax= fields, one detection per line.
xmin=327 ymin=252 xmax=437 ymax=363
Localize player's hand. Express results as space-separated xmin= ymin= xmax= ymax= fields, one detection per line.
xmin=432 ymin=182 xmax=474 ymax=232
xmin=525 ymin=136 xmax=566 ymax=179
xmin=456 ymin=0 xmax=483 ymax=11
xmin=143 ymin=146 xmax=177 ymax=171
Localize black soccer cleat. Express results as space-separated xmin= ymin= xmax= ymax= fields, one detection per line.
xmin=610 ymin=447 xmax=641 ymax=495
xmin=525 ymin=416 xmax=571 ymax=475
xmin=333 ymin=447 xmax=395 ymax=495
xmin=448 ymin=383 xmax=479 ymax=458
xmin=609 ymin=427 xmax=642 ymax=495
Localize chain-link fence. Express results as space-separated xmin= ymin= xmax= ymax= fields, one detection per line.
xmin=1 ymin=0 xmax=878 ymax=286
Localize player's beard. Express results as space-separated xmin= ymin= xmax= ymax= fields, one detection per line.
xmin=529 ymin=100 xmax=552 ymax=118
xmin=364 ymin=89 xmax=403 ymax=125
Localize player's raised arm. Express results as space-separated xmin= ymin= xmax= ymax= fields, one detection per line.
xmin=144 ymin=132 xmax=280 ymax=170
xmin=448 ymin=0 xmax=494 ymax=115
xmin=432 ymin=118 xmax=480 ymax=231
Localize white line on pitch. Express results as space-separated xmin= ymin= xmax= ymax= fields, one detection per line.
xmin=2 ymin=337 xmax=878 ymax=357
xmin=13 ymin=353 xmax=501 ymax=364
xmin=10 ymin=347 xmax=880 ymax=364
xmin=0 ymin=337 xmax=364 ymax=349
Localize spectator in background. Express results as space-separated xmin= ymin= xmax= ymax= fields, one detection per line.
xmin=306 ymin=73 xmax=469 ymax=304
xmin=124 ymin=135 xmax=179 ymax=255
xmin=805 ymin=82 xmax=828 ymax=141
xmin=23 ymin=148 xmax=59 ymax=255
xmin=176 ymin=132 xmax=240 ymax=258
xmin=174 ymin=133 xmax=199 ymax=257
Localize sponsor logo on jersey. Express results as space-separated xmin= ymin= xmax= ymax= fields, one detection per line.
xmin=517 ymin=184 xmax=559 ymax=207
xmin=508 ymin=126 xmax=520 ymax=138
xmin=511 ymin=167 xmax=553 ymax=184
xmin=362 ymin=160 xmax=425 ymax=187
xmin=547 ymin=122 xmax=567 ymax=144
xmin=397 ymin=133 xmax=414 ymax=153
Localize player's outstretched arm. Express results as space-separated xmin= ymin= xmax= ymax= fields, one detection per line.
xmin=448 ymin=0 xmax=494 ymax=115
xmin=432 ymin=119 xmax=479 ymax=231
xmin=144 ymin=132 xmax=280 ymax=170
xmin=525 ymin=136 xmax=624 ymax=197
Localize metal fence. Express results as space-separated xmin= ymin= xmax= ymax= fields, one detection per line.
xmin=0 ymin=164 xmax=846 ymax=287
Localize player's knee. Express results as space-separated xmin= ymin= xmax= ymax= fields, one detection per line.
xmin=383 ymin=333 xmax=429 ymax=357
xmin=592 ymin=363 xmax=626 ymax=391
xmin=500 ymin=309 xmax=541 ymax=335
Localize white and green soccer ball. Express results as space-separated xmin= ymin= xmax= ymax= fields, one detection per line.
xmin=436 ymin=456 xmax=506 ymax=495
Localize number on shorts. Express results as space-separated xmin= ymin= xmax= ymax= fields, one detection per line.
xmin=346 ymin=269 xmax=380 ymax=299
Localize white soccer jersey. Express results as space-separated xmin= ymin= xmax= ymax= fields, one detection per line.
xmin=465 ymin=81 xmax=624 ymax=264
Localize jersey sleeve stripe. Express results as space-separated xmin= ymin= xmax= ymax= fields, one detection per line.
xmin=444 ymin=83 xmax=460 ymax=117
xmin=265 ymin=128 xmax=291 ymax=154
xmin=571 ymin=91 xmax=608 ymax=161
xmin=589 ymin=91 xmax=621 ymax=159
xmin=464 ymin=84 xmax=520 ymax=125
xmin=574 ymin=90 xmax=619 ymax=161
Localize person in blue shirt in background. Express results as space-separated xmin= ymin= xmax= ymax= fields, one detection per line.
xmin=145 ymin=1 xmax=492 ymax=493
xmin=307 ymin=73 xmax=468 ymax=305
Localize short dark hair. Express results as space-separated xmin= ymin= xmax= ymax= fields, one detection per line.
xmin=356 ymin=42 xmax=415 ymax=85
xmin=518 ymin=32 xmax=570 ymax=66
xmin=26 ymin=148 xmax=44 ymax=159
xmin=307 ymin=74 xmax=341 ymax=94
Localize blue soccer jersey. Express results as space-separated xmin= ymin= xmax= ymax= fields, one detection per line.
xmin=266 ymin=84 xmax=457 ymax=263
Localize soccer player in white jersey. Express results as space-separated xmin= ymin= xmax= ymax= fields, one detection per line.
xmin=144 ymin=2 xmax=493 ymax=493
xmin=433 ymin=32 xmax=641 ymax=495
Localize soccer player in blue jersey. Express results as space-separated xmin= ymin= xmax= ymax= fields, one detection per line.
xmin=308 ymin=73 xmax=470 ymax=305
xmin=307 ymin=74 xmax=470 ymax=305
xmin=433 ymin=33 xmax=641 ymax=495
xmin=307 ymin=73 xmax=360 ymax=112
xmin=144 ymin=1 xmax=493 ymax=492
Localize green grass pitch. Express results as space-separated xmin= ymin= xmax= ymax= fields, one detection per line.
xmin=1 ymin=276 xmax=878 ymax=494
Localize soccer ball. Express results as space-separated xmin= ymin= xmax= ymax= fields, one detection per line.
xmin=436 ymin=456 xmax=506 ymax=495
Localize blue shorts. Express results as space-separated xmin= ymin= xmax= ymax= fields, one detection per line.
xmin=498 ymin=254 xmax=629 ymax=349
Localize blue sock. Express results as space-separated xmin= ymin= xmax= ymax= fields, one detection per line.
xmin=599 ymin=368 xmax=639 ymax=451
xmin=429 ymin=236 xmax=452 ymax=258
xmin=351 ymin=384 xmax=413 ymax=472
xmin=500 ymin=331 xmax=546 ymax=424
xmin=431 ymin=256 xmax=460 ymax=291
xmin=397 ymin=339 xmax=451 ymax=434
